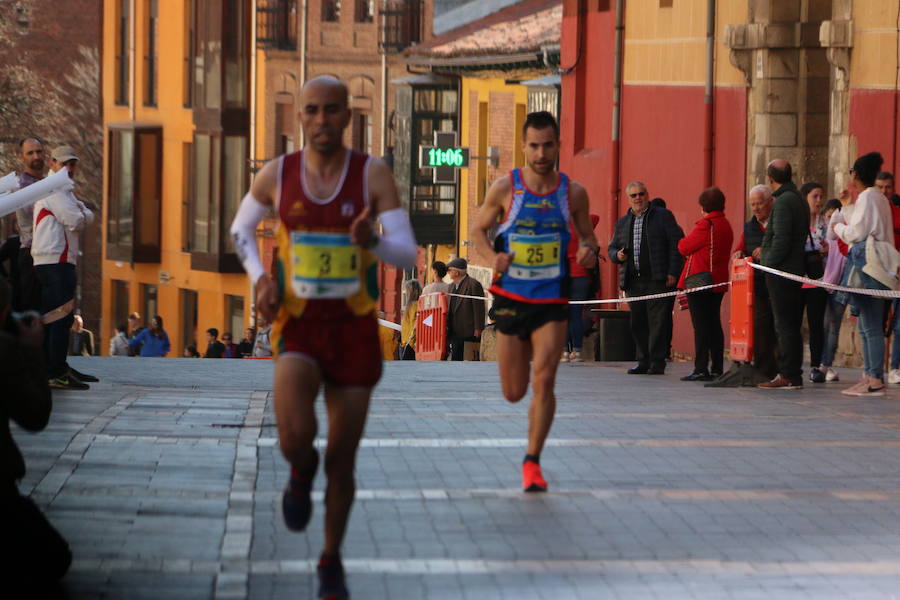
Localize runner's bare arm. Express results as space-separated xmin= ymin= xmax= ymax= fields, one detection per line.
xmin=568 ymin=182 xmax=599 ymax=268
xmin=350 ymin=158 xmax=416 ymax=269
xmin=472 ymin=176 xmax=513 ymax=273
xmin=231 ymin=159 xmax=279 ymax=320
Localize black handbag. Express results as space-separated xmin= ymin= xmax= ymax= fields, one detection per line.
xmin=804 ymin=231 xmax=824 ymax=279
xmin=684 ymin=221 xmax=714 ymax=289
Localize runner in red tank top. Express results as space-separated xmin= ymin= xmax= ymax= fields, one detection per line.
xmin=229 ymin=76 xmax=416 ymax=600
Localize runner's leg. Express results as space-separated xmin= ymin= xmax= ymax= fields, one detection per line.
xmin=321 ymin=384 xmax=372 ymax=556
xmin=496 ymin=332 xmax=532 ymax=403
xmin=526 ymin=320 xmax=567 ymax=456
xmin=274 ymin=356 xmax=321 ymax=472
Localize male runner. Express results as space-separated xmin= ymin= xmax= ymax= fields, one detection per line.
xmin=472 ymin=111 xmax=599 ymax=492
xmin=230 ymin=76 xmax=416 ymax=599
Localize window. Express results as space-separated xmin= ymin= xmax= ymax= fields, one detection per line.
xmin=141 ymin=283 xmax=158 ymax=322
xmin=322 ymin=0 xmax=340 ymax=22
xmin=190 ymin=133 xmax=220 ymax=254
xmin=352 ymin=111 xmax=372 ymax=154
xmin=181 ymin=289 xmax=198 ymax=351
xmin=257 ymin=0 xmax=297 ymax=50
xmin=355 ymin=0 xmax=373 ymax=23
xmin=379 ymin=0 xmax=422 ymax=53
xmin=115 ymin=0 xmax=130 ymax=105
xmin=112 ymin=280 xmax=130 ymax=334
xmin=275 ymin=101 xmax=295 ymax=155
xmin=226 ymin=295 xmax=244 ymax=342
xmin=143 ymin=0 xmax=158 ymax=106
xmin=195 ymin=0 xmax=222 ymax=110
xmin=107 ymin=126 xmax=162 ymax=263
xmin=182 ymin=142 xmax=192 ymax=251
xmin=223 ymin=135 xmax=248 ymax=252
xmin=184 ymin=0 xmax=196 ymax=107
xmin=224 ymin=0 xmax=249 ymax=108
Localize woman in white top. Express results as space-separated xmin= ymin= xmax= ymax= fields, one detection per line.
xmin=833 ymin=152 xmax=894 ymax=397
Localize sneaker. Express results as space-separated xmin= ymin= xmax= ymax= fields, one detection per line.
xmin=69 ymin=367 xmax=99 ymax=383
xmin=841 ymin=377 xmax=870 ymax=396
xmin=858 ymin=386 xmax=887 ymax=397
xmin=627 ymin=364 xmax=649 ymax=375
xmin=809 ymin=368 xmax=826 ymax=384
xmin=317 ymin=555 xmax=349 ymax=600
xmin=282 ymin=450 xmax=319 ymax=532
xmin=757 ymin=375 xmax=802 ymax=390
xmin=49 ymin=374 xmax=89 ymax=390
xmin=824 ymin=367 xmax=839 ymax=382
xmin=522 ymin=460 xmax=548 ymax=492
xmin=559 ymin=351 xmax=570 ymax=363
xmin=569 ymin=351 xmax=583 ymax=363
xmin=888 ymin=369 xmax=900 ymax=385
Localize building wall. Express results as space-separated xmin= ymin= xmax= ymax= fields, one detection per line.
xmin=561 ymin=0 xmax=749 ymax=355
xmin=101 ymin=0 xmax=252 ymax=357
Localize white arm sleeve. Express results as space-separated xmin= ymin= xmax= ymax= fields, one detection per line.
xmin=230 ymin=192 xmax=270 ymax=283
xmin=372 ymin=207 xmax=417 ymax=270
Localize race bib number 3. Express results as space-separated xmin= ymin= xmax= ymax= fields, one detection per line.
xmin=508 ymin=233 xmax=561 ymax=280
xmin=290 ymin=232 xmax=361 ymax=299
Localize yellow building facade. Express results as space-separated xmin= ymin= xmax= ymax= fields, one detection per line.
xmin=101 ymin=0 xmax=264 ymax=356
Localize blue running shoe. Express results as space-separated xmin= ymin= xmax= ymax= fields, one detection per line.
xmin=281 ymin=449 xmax=319 ymax=532
xmin=317 ymin=555 xmax=349 ymax=600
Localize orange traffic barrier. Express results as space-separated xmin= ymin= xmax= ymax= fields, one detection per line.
xmin=415 ymin=292 xmax=448 ymax=361
xmin=729 ymin=257 xmax=755 ymax=361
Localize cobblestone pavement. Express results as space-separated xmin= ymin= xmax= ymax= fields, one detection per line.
xmin=12 ymin=357 xmax=900 ymax=599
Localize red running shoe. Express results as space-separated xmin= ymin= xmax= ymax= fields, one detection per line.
xmin=522 ymin=460 xmax=548 ymax=492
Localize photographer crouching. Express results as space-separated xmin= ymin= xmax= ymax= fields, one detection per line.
xmin=0 ymin=277 xmax=72 ymax=591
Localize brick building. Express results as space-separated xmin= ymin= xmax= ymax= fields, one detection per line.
xmin=0 ymin=0 xmax=103 ymax=341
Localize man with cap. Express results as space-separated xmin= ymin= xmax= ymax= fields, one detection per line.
xmin=31 ymin=146 xmax=97 ymax=390
xmin=446 ymin=257 xmax=485 ymax=361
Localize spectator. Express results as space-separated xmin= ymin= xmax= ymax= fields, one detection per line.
xmin=649 ymin=197 xmax=667 ymax=209
xmin=109 ymin=323 xmax=130 ymax=356
xmin=820 ymin=198 xmax=848 ymax=382
xmin=0 ymin=277 xmax=72 ymax=589
xmin=757 ymin=159 xmax=809 ymax=390
xmin=446 ymin=258 xmax=485 ymax=361
xmin=222 ymin=332 xmax=240 ymax=358
xmin=562 ymin=213 xmax=600 ymax=363
xmin=422 ymin=260 xmax=451 ymax=295
xmin=399 ymin=279 xmax=421 ymax=360
xmin=183 ymin=344 xmax=200 ymax=358
xmin=732 ymin=185 xmax=779 ymax=380
xmin=204 ymin=328 xmax=225 ymax=358
xmin=834 ymin=152 xmax=897 ymax=396
xmin=238 ymin=328 xmax=255 ymax=357
xmin=127 ymin=312 xmax=144 ymax=356
xmin=799 ymin=182 xmax=830 ymax=383
xmin=13 ymin=137 xmax=45 ymax=313
xmin=128 ymin=315 xmax=170 ymax=357
xmin=377 ymin=311 xmax=398 ymax=360
xmin=677 ymin=186 xmax=733 ymax=381
xmin=875 ymin=171 xmax=900 ymax=249
xmin=608 ymin=181 xmax=684 ymax=375
xmin=32 ymin=145 xmax=97 ymax=389
xmin=252 ymin=317 xmax=273 ymax=357
xmin=68 ymin=314 xmax=95 ymax=356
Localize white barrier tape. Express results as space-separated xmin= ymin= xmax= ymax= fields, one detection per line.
xmin=747 ymin=262 xmax=900 ymax=299
xmin=444 ymin=281 xmax=731 ymax=306
xmin=377 ymin=318 xmax=402 ymax=331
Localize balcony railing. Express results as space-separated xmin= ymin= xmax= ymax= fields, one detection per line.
xmin=257 ymin=0 xmax=297 ymax=51
xmin=379 ymin=0 xmax=423 ymax=54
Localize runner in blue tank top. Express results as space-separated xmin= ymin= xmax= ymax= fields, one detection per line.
xmin=472 ymin=112 xmax=600 ymax=492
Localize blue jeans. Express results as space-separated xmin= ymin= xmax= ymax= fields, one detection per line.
xmin=568 ymin=276 xmax=592 ymax=351
xmin=891 ymin=299 xmax=900 ymax=370
xmin=820 ymin=295 xmax=846 ymax=367
xmin=847 ymin=243 xmax=888 ymax=380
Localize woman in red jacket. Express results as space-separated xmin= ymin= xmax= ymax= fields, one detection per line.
xmin=677 ymin=187 xmax=734 ymax=381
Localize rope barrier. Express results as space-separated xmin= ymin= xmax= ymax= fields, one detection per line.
xmin=747 ymin=262 xmax=900 ymax=298
xmin=441 ymin=282 xmax=731 ymax=306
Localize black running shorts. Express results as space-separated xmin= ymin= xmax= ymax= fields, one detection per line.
xmin=489 ymin=295 xmax=569 ymax=341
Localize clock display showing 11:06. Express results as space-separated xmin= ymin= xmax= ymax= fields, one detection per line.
xmin=427 ymin=147 xmax=466 ymax=167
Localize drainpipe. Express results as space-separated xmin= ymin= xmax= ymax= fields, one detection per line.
xmin=249 ymin=1 xmax=258 ymax=327
xmin=381 ymin=53 xmax=388 ymax=157
xmin=129 ymin=0 xmax=136 ymax=121
xmin=609 ymin=0 xmax=624 ymax=300
xmin=299 ymin=0 xmax=308 ymax=147
xmin=703 ymin=0 xmax=716 ymax=187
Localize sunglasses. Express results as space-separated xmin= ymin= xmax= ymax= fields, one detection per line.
xmin=628 ymin=191 xmax=647 ymax=199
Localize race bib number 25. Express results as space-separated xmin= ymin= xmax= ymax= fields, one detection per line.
xmin=290 ymin=232 xmax=361 ymax=299
xmin=508 ymin=232 xmax=561 ymax=281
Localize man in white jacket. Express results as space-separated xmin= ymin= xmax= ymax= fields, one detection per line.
xmin=32 ymin=146 xmax=97 ymax=390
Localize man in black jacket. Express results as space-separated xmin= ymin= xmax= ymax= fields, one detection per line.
xmin=0 ymin=278 xmax=72 ymax=591
xmin=608 ymin=181 xmax=684 ymax=374
xmin=758 ymin=159 xmax=809 ymax=390
xmin=446 ymin=258 xmax=485 ymax=361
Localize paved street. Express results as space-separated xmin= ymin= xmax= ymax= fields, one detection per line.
xmin=12 ymin=357 xmax=900 ymax=599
